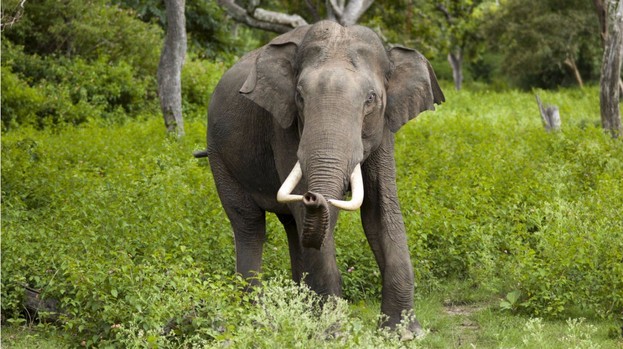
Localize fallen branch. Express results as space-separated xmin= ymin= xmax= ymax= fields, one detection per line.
xmin=217 ymin=0 xmax=307 ymax=33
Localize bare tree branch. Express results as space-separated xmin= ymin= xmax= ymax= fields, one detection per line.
xmin=327 ymin=0 xmax=345 ymax=18
xmin=217 ymin=0 xmax=373 ymax=34
xmin=218 ymin=0 xmax=308 ymax=33
xmin=435 ymin=3 xmax=453 ymax=23
xmin=254 ymin=8 xmax=307 ymax=27
xmin=1 ymin=0 xmax=27 ymax=31
xmin=304 ymin=0 xmax=322 ymax=22
xmin=340 ymin=0 xmax=374 ymax=26
xmin=246 ymin=0 xmax=260 ymax=15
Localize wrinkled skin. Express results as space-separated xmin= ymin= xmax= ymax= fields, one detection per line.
xmin=202 ymin=20 xmax=444 ymax=335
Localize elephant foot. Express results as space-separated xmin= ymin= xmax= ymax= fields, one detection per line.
xmin=381 ymin=311 xmax=426 ymax=341
xmin=399 ymin=319 xmax=426 ymax=341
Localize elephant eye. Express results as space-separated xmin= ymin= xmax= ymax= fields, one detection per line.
xmin=365 ymin=91 xmax=376 ymax=105
xmin=364 ymin=91 xmax=377 ymax=115
xmin=295 ymin=87 xmax=304 ymax=107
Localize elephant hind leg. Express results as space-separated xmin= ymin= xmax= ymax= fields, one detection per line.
xmin=209 ymin=153 xmax=266 ymax=287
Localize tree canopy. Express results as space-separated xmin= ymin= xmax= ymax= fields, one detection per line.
xmin=484 ymin=0 xmax=601 ymax=88
xmin=0 ymin=0 xmax=612 ymax=130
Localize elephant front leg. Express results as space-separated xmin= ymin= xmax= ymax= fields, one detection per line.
xmin=360 ymin=133 xmax=422 ymax=338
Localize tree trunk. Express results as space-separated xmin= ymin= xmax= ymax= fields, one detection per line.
xmin=448 ymin=49 xmax=463 ymax=91
xmin=600 ymin=0 xmax=623 ymax=138
xmin=158 ymin=0 xmax=186 ymax=137
xmin=594 ymin=0 xmax=608 ymax=45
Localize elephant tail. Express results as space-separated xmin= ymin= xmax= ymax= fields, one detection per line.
xmin=193 ymin=149 xmax=209 ymax=158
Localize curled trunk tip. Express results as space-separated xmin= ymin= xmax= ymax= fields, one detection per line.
xmin=302 ymin=191 xmax=330 ymax=249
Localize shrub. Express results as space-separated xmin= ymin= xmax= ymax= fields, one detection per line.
xmin=2 ymin=0 xmax=162 ymax=75
xmin=2 ymin=87 xmax=622 ymax=347
xmin=397 ymin=87 xmax=623 ymax=317
xmin=1 ymin=0 xmax=163 ymax=130
xmin=1 ymin=42 xmax=158 ymax=130
xmin=181 ymin=57 xmax=228 ymax=120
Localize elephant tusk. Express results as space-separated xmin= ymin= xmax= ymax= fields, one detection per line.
xmin=328 ymin=164 xmax=364 ymax=211
xmin=277 ymin=161 xmax=304 ymax=203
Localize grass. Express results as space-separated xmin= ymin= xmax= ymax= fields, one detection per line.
xmin=2 ymin=280 xmax=621 ymax=348
xmin=2 ymin=85 xmax=623 ymax=347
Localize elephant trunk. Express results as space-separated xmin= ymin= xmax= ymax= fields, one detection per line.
xmin=276 ymin=161 xmax=364 ymax=249
xmin=301 ymin=191 xmax=330 ymax=249
xmin=301 ymin=163 xmax=343 ymax=249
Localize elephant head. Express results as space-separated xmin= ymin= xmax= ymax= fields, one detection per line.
xmin=240 ymin=21 xmax=444 ymax=249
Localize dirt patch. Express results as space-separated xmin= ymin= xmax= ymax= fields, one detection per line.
xmin=443 ymin=303 xmax=485 ymax=316
xmin=443 ymin=302 xmax=486 ymax=346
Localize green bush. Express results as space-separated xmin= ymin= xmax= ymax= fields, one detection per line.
xmin=1 ymin=42 xmax=158 ymax=130
xmin=1 ymin=0 xmax=163 ymax=130
xmin=2 ymin=87 xmax=622 ymax=346
xmin=0 ymin=68 xmax=46 ymax=130
xmin=397 ymin=87 xmax=623 ymax=317
xmin=181 ymin=57 xmax=228 ymax=120
xmin=2 ymin=0 xmax=162 ymax=74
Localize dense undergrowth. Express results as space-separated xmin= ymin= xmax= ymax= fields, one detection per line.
xmin=2 ymin=86 xmax=622 ymax=347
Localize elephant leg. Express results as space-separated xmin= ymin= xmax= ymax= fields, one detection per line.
xmin=209 ymin=153 xmax=266 ymax=287
xmin=281 ymin=208 xmax=342 ymax=297
xmin=360 ymin=132 xmax=421 ymax=336
xmin=301 ymin=231 xmax=343 ymax=297
xmin=277 ymin=214 xmax=303 ymax=284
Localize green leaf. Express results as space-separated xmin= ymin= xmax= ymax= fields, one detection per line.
xmin=506 ymin=290 xmax=521 ymax=304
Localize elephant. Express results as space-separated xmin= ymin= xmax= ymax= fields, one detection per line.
xmin=195 ymin=20 xmax=444 ymax=335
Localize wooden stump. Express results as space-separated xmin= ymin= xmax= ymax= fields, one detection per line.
xmin=536 ymin=94 xmax=561 ymax=131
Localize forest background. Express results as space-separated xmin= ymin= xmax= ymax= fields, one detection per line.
xmin=1 ymin=0 xmax=605 ymax=130
xmin=2 ymin=1 xmax=623 ymax=348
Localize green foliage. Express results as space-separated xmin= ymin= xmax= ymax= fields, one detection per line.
xmin=1 ymin=21 xmax=229 ymax=130
xmin=2 ymin=0 xmax=163 ymax=74
xmin=98 ymin=276 xmax=417 ymax=348
xmin=1 ymin=0 xmax=165 ymax=130
xmin=365 ymin=0 xmax=601 ymax=88
xmin=113 ymin=0 xmax=261 ymax=59
xmin=397 ymin=86 xmax=623 ymax=318
xmin=181 ymin=57 xmax=228 ymax=119
xmin=1 ymin=119 xmax=236 ymax=346
xmin=1 ymin=42 xmax=158 ymax=130
xmin=2 ymin=87 xmax=622 ymax=347
xmin=483 ymin=0 xmax=601 ymax=88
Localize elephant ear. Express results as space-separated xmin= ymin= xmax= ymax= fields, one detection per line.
xmin=385 ymin=46 xmax=445 ymax=133
xmin=240 ymin=25 xmax=311 ymax=129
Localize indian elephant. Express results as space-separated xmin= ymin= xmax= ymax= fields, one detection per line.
xmin=195 ymin=20 xmax=444 ymax=335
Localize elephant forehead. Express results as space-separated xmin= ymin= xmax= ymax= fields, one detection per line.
xmin=299 ymin=67 xmax=361 ymax=93
xmin=298 ymin=37 xmax=386 ymax=71
xmin=304 ymin=20 xmax=347 ymax=42
xmin=298 ymin=24 xmax=389 ymax=73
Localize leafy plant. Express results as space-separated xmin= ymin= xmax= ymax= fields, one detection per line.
xmin=2 ymin=87 xmax=622 ymax=347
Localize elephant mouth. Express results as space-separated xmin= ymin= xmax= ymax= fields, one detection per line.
xmin=276 ymin=161 xmax=364 ymax=211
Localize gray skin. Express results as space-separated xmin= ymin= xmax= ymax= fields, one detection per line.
xmin=201 ymin=20 xmax=444 ymax=334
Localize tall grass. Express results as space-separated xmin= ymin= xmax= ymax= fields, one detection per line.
xmin=2 ymin=86 xmax=622 ymax=347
